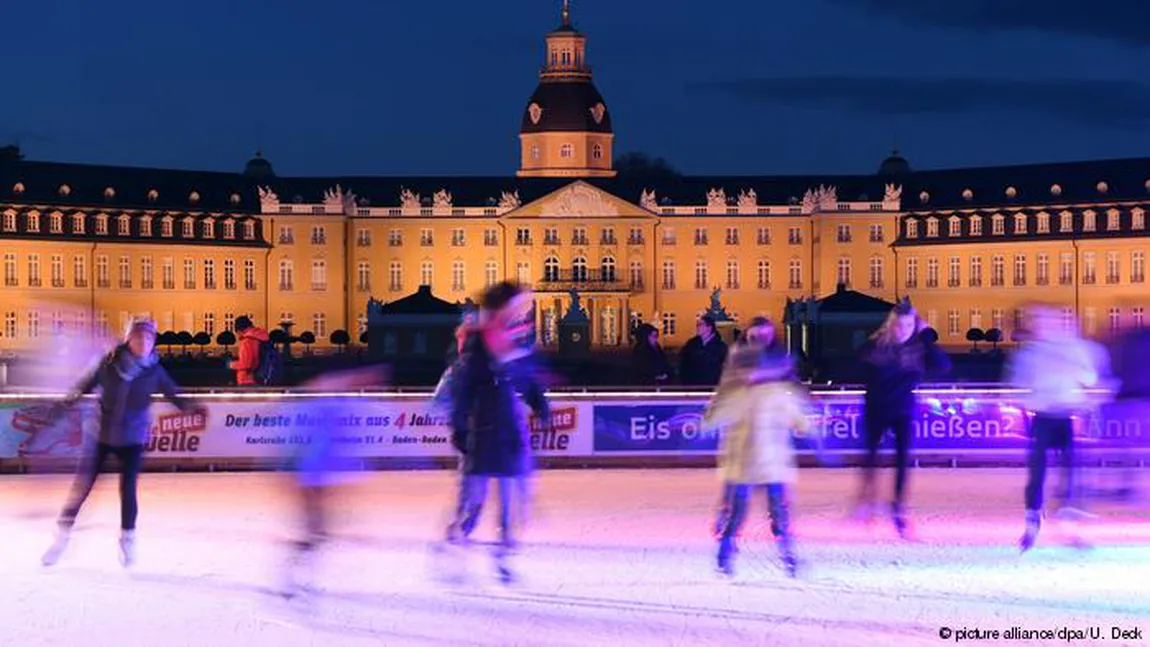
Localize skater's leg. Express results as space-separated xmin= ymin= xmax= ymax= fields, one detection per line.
xmin=766 ymin=483 xmax=797 ymax=576
xmin=1024 ymin=416 xmax=1052 ymax=512
xmin=114 ymin=444 xmax=144 ymax=567
xmin=1053 ymin=417 xmax=1077 ymax=509
xmin=1021 ymin=415 xmax=1053 ymax=551
xmin=890 ymin=417 xmax=913 ymax=537
xmin=44 ymin=443 xmax=111 ymax=566
xmin=457 ymin=476 xmax=489 ymax=539
xmin=891 ymin=416 xmax=912 ymax=509
xmin=714 ymin=483 xmax=734 ymax=536
xmin=115 ymin=444 xmax=144 ymax=532
xmin=717 ymin=484 xmax=749 ymax=574
xmin=495 ymin=477 xmax=515 ymax=551
xmin=856 ymin=412 xmax=885 ymax=515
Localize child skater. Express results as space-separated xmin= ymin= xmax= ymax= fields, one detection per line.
xmin=855 ymin=300 xmax=950 ymax=538
xmin=282 ymin=366 xmax=388 ymax=599
xmin=705 ymin=316 xmax=807 ymax=578
xmin=445 ymin=281 xmax=550 ymax=584
xmin=1006 ymin=303 xmax=1101 ymax=552
xmin=42 ymin=317 xmax=205 ymax=568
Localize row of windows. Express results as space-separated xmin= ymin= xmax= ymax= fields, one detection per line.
xmin=528 ymin=143 xmax=605 ymax=161
xmin=905 ymin=208 xmax=1147 ymax=239
xmin=903 ymin=251 xmax=1147 ymax=289
xmin=276 ymin=225 xmax=329 ymax=246
xmin=0 ymin=310 xmax=365 ymax=343
xmin=510 ymin=225 xmax=877 ymax=247
xmin=1 ymin=210 xmax=257 ymax=240
xmin=925 ymin=307 xmax=1147 ymax=338
xmin=2 ymin=254 xmax=259 ymax=291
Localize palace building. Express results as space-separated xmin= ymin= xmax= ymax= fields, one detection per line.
xmin=2 ymin=1 xmax=1149 ymax=354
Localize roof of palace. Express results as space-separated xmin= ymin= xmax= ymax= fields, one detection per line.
xmin=372 ymin=285 xmax=463 ymax=316
xmin=5 ymin=153 xmax=1150 ymax=214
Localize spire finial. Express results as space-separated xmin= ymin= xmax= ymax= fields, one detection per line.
xmin=561 ymin=0 xmax=571 ymax=27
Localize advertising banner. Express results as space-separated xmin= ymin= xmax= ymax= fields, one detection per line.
xmin=591 ymin=393 xmax=1150 ymax=456
xmin=2 ymin=391 xmax=1148 ymax=462
xmin=0 ymin=397 xmax=594 ymax=461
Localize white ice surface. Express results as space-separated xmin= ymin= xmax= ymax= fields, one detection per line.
xmin=1 ymin=468 xmax=1148 ymax=647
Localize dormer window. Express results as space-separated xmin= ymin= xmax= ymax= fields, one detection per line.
xmin=243 ymin=220 xmax=256 ymax=240
xmin=72 ymin=214 xmax=85 ymax=234
xmin=1037 ymin=212 xmax=1051 ymax=234
xmin=161 ymin=217 xmax=174 ymax=237
xmin=1014 ymin=213 xmax=1027 ymax=234
xmin=906 ymin=219 xmax=918 ymax=238
xmin=223 ymin=219 xmax=235 ymax=239
xmin=1134 ymin=208 xmax=1145 ymax=231
xmin=51 ymin=212 xmax=64 ymax=234
xmin=2 ymin=210 xmax=15 ymax=232
xmin=992 ymin=213 xmax=1005 ymax=235
xmin=1083 ymin=209 xmax=1097 ymax=232
xmin=95 ymin=214 xmax=109 ymax=236
xmin=182 ymin=218 xmax=195 ymax=237
xmin=926 ymin=217 xmax=939 ymax=238
xmin=1107 ymin=208 xmax=1121 ymax=231
xmin=970 ymin=215 xmax=983 ymax=236
xmin=1060 ymin=211 xmax=1073 ymax=232
xmin=27 ymin=210 xmax=41 ymax=233
xmin=202 ymin=219 xmax=215 ymax=239
xmin=948 ymin=217 xmax=961 ymax=237
xmin=139 ymin=216 xmax=152 ymax=237
xmin=117 ymin=214 xmax=131 ymax=236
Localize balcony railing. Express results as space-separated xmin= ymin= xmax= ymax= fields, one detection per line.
xmin=537 ymin=269 xmax=629 ymax=292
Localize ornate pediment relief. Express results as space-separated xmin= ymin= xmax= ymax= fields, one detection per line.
xmin=541 ymin=182 xmax=619 ymax=217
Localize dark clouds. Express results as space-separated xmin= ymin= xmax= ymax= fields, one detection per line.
xmin=696 ymin=76 xmax=1150 ymax=127
xmin=828 ymin=0 xmax=1150 ymax=46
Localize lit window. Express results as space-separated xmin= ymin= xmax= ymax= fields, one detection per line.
xmin=559 ymin=143 xmax=574 ymax=159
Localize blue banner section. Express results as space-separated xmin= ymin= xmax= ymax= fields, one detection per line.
xmin=593 ymin=404 xmax=717 ymax=453
xmin=593 ymin=394 xmax=1150 ymax=454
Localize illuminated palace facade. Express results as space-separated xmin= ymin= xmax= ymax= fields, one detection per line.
xmin=2 ymin=3 xmax=1150 ymax=353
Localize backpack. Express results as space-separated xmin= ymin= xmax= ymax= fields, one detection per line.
xmin=253 ymin=340 xmax=283 ymax=386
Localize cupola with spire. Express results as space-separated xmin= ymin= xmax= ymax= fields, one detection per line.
xmin=518 ymin=1 xmax=615 ymax=178
xmin=243 ymin=151 xmax=275 ymax=180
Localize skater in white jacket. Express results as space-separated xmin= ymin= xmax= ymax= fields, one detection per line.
xmin=705 ymin=317 xmax=808 ymax=577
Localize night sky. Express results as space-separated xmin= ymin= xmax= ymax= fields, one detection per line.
xmin=8 ymin=0 xmax=1150 ymax=177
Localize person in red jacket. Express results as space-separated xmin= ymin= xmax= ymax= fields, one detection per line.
xmin=230 ymin=316 xmax=270 ymax=386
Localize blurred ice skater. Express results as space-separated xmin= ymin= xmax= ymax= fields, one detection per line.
xmin=705 ymin=317 xmax=805 ymax=578
xmin=282 ymin=365 xmax=388 ymax=599
xmin=41 ymin=317 xmax=206 ymax=568
xmin=1006 ymin=303 xmax=1102 ymax=552
xmin=443 ymin=282 xmax=550 ymax=584
xmin=855 ymin=300 xmax=950 ymax=538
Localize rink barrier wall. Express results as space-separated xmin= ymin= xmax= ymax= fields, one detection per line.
xmin=1 ymin=389 xmax=1148 ymax=472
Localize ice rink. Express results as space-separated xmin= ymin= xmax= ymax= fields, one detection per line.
xmin=1 ymin=468 xmax=1148 ymax=647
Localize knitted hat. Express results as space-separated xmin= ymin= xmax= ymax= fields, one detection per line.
xmin=125 ymin=317 xmax=158 ymax=339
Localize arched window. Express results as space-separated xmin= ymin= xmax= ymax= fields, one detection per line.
xmin=544 ymin=256 xmax=561 ymax=282
xmin=600 ymin=256 xmax=616 ymax=282
xmin=572 ymin=256 xmax=588 ymax=282
xmin=560 ymin=143 xmax=574 ymax=159
xmin=530 ymin=145 xmax=541 ymax=160
xmin=592 ymin=143 xmax=603 ymax=160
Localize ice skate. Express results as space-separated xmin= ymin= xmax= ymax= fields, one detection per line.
xmin=778 ymin=538 xmax=798 ymax=578
xmin=494 ymin=551 xmax=516 ymax=586
xmin=851 ymin=497 xmax=876 ymax=524
xmin=118 ymin=531 xmax=136 ymax=568
xmin=41 ymin=526 xmax=72 ymax=567
xmin=716 ymin=540 xmax=736 ymax=577
xmin=1019 ymin=509 xmax=1041 ymax=553
xmin=891 ymin=504 xmax=914 ymax=541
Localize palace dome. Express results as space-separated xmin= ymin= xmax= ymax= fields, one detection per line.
xmin=520 ymin=82 xmax=613 ymax=134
